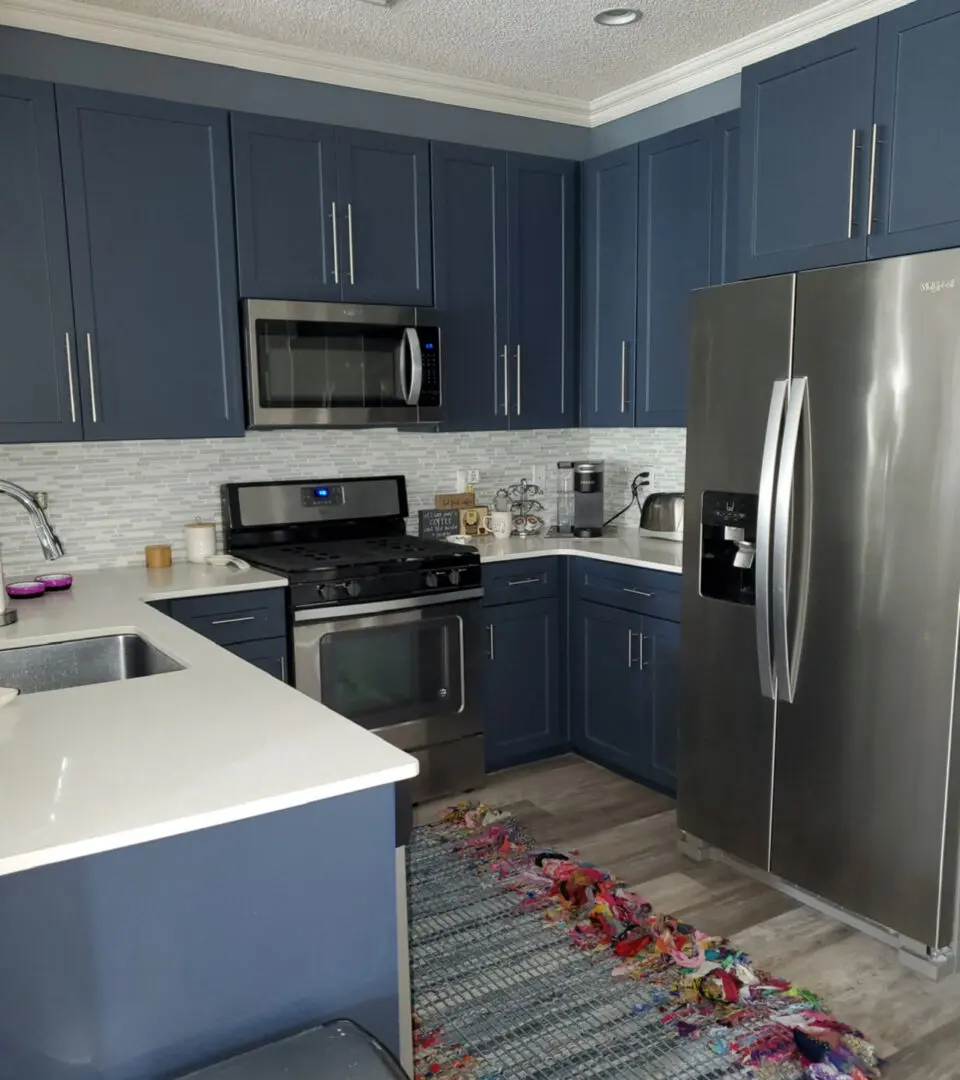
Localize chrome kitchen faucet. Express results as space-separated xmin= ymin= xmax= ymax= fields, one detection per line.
xmin=0 ymin=480 xmax=64 ymax=627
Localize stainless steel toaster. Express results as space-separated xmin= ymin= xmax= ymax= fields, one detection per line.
xmin=639 ymin=492 xmax=684 ymax=539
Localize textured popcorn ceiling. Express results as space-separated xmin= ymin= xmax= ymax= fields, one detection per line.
xmin=68 ymin=0 xmax=834 ymax=100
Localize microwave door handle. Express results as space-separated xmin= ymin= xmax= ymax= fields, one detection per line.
xmin=404 ymin=327 xmax=423 ymax=406
xmin=397 ymin=329 xmax=411 ymax=403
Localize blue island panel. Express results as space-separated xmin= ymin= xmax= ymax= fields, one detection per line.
xmin=0 ymin=784 xmax=398 ymax=1080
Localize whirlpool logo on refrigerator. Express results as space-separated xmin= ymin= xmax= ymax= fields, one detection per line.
xmin=920 ymin=278 xmax=956 ymax=293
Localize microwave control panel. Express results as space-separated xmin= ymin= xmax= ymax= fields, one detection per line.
xmin=418 ymin=327 xmax=442 ymax=407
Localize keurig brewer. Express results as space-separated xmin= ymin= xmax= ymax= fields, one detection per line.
xmin=556 ymin=461 xmax=605 ymax=537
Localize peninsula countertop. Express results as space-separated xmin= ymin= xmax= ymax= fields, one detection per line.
xmin=469 ymin=532 xmax=684 ymax=573
xmin=0 ymin=564 xmax=418 ymax=877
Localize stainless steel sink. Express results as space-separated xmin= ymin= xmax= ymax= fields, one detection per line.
xmin=0 ymin=634 xmax=184 ymax=695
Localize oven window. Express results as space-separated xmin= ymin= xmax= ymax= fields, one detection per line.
xmin=256 ymin=319 xmax=407 ymax=408
xmin=318 ymin=616 xmax=463 ymax=729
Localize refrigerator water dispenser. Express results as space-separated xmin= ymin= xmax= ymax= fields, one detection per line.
xmin=700 ymin=491 xmax=758 ymax=605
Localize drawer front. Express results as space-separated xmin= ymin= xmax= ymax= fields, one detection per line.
xmin=573 ymin=559 xmax=681 ymax=622
xmin=166 ymin=588 xmax=286 ymax=645
xmin=483 ymin=558 xmax=559 ymax=606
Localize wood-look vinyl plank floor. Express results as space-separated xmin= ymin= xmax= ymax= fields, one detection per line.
xmin=415 ymin=754 xmax=960 ymax=1077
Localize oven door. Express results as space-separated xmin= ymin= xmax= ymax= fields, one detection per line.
xmin=293 ymin=591 xmax=483 ymax=755
xmin=245 ymin=300 xmax=441 ymax=427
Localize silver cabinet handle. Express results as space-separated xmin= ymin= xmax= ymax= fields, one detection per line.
xmin=85 ymin=332 xmax=98 ymax=423
xmin=627 ymin=628 xmax=635 ymax=667
xmin=756 ymin=379 xmax=788 ymax=700
xmin=772 ymin=376 xmax=813 ymax=704
xmin=64 ymin=333 xmax=77 ymax=423
xmin=507 ymin=577 xmax=541 ymax=587
xmin=515 ymin=344 xmax=521 ymax=416
xmin=346 ymin=202 xmax=356 ymax=285
xmin=847 ymin=128 xmax=859 ymax=239
xmin=639 ymin=632 xmax=648 ymax=670
xmin=330 ymin=202 xmax=340 ymax=285
xmin=279 ymin=654 xmax=287 ymax=682
xmin=623 ymin=587 xmax=653 ymax=597
xmin=867 ymin=123 xmax=879 ymax=236
xmin=211 ymin=615 xmax=257 ymax=626
xmin=620 ymin=341 xmax=627 ymax=413
xmin=487 ymin=623 xmax=495 ymax=660
xmin=502 ymin=345 xmax=509 ymax=415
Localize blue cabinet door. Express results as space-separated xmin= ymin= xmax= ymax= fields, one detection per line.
xmin=570 ymin=600 xmax=645 ymax=774
xmin=870 ymin=0 xmax=960 ymax=259
xmin=57 ymin=88 xmax=243 ymax=440
xmin=336 ymin=128 xmax=433 ymax=306
xmin=432 ymin=143 xmax=509 ymax=431
xmin=226 ymin=637 xmax=289 ymax=682
xmin=231 ymin=113 xmax=339 ymax=302
xmin=740 ymin=22 xmax=878 ymax=278
xmin=640 ymin=615 xmax=680 ymax=793
xmin=636 ymin=121 xmax=713 ymax=428
xmin=507 ymin=155 xmax=578 ymax=429
xmin=484 ymin=598 xmax=563 ymax=771
xmin=0 ymin=77 xmax=82 ymax=444
xmin=581 ymin=146 xmax=639 ymax=427
xmin=711 ymin=111 xmax=741 ymax=285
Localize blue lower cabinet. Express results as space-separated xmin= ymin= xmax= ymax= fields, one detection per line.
xmin=226 ymin=637 xmax=289 ymax=682
xmin=483 ymin=598 xmax=564 ymax=771
xmin=640 ymin=614 xmax=680 ymax=791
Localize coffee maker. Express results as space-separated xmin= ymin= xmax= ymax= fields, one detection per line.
xmin=556 ymin=461 xmax=605 ymax=538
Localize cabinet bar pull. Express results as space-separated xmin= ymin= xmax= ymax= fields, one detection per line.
xmin=640 ymin=633 xmax=648 ymax=670
xmin=620 ymin=341 xmax=627 ymax=413
xmin=515 ymin=344 xmax=521 ymax=416
xmin=211 ymin=615 xmax=257 ymax=625
xmin=64 ymin=333 xmax=77 ymax=423
xmin=847 ymin=128 xmax=859 ymax=239
xmin=330 ymin=202 xmax=340 ymax=285
xmin=867 ymin=123 xmax=879 ymax=236
xmin=487 ymin=623 xmax=495 ymax=660
xmin=623 ymin=587 xmax=653 ymax=597
xmin=346 ymin=202 xmax=356 ymax=285
xmin=627 ymin=629 xmax=635 ymax=667
xmin=85 ymin=333 xmax=98 ymax=423
xmin=280 ymin=655 xmax=287 ymax=682
xmin=507 ymin=577 xmax=541 ymax=587
xmin=502 ymin=345 xmax=509 ymax=415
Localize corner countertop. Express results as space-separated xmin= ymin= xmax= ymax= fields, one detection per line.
xmin=470 ymin=532 xmax=684 ymax=574
xmin=0 ymin=564 xmax=418 ymax=878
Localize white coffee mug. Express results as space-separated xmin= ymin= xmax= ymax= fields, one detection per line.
xmin=484 ymin=511 xmax=512 ymax=539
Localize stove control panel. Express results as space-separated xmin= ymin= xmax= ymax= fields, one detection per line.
xmin=301 ymin=484 xmax=344 ymax=508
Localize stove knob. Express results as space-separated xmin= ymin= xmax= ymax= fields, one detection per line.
xmin=345 ymin=580 xmax=362 ymax=598
xmin=425 ymin=571 xmax=439 ymax=589
xmin=448 ymin=568 xmax=461 ymax=586
xmin=320 ymin=583 xmax=340 ymax=602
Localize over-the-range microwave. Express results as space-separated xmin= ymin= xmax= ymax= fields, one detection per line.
xmin=243 ymin=300 xmax=442 ymax=428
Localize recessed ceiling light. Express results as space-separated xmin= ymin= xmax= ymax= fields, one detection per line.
xmin=594 ymin=7 xmax=642 ymax=26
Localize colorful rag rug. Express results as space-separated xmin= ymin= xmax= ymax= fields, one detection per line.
xmin=407 ymin=803 xmax=880 ymax=1080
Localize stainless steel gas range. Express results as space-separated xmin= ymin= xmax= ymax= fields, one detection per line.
xmin=221 ymin=475 xmax=484 ymax=802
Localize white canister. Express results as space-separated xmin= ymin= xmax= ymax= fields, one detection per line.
xmin=184 ymin=520 xmax=217 ymax=564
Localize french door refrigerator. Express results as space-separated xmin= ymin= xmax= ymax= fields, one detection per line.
xmin=679 ymin=247 xmax=960 ymax=956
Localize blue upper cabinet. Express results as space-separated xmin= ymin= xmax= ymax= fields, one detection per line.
xmin=711 ymin=111 xmax=741 ymax=286
xmin=0 ymin=77 xmax=81 ymax=444
xmin=507 ymin=155 xmax=578 ymax=430
xmin=57 ymin=87 xmax=244 ymax=440
xmin=335 ymin=128 xmax=433 ymax=306
xmin=432 ymin=143 xmax=509 ymax=431
xmin=635 ymin=121 xmax=714 ymax=428
xmin=739 ymin=21 xmax=879 ymax=278
xmin=232 ymin=113 xmax=339 ymax=302
xmin=870 ymin=0 xmax=960 ymax=259
xmin=581 ymin=146 xmax=639 ymax=427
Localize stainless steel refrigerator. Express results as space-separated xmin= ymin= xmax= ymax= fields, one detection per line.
xmin=679 ymin=247 xmax=960 ymax=960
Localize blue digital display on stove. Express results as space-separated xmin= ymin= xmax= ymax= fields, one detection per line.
xmin=315 ymin=488 xmax=329 ymax=497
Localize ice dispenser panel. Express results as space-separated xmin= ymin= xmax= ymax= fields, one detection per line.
xmin=700 ymin=491 xmax=758 ymax=605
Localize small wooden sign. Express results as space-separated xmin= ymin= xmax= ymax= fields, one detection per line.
xmin=434 ymin=492 xmax=476 ymax=510
xmin=418 ymin=509 xmax=462 ymax=540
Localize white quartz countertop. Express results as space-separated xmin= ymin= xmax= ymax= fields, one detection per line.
xmin=0 ymin=564 xmax=418 ymax=877
xmin=470 ymin=532 xmax=684 ymax=574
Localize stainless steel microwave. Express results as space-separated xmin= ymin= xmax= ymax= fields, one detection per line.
xmin=243 ymin=300 xmax=442 ymax=428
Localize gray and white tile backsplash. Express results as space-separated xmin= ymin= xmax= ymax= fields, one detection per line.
xmin=0 ymin=428 xmax=685 ymax=578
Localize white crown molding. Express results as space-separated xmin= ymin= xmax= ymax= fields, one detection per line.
xmin=0 ymin=0 xmax=917 ymax=130
xmin=0 ymin=0 xmax=591 ymax=126
xmin=588 ymin=0 xmax=914 ymax=126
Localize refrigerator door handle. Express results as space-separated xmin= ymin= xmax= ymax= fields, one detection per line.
xmin=756 ymin=379 xmax=788 ymax=700
xmin=773 ymin=376 xmax=813 ymax=704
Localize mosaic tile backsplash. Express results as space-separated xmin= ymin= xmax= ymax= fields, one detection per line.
xmin=0 ymin=428 xmax=686 ymax=578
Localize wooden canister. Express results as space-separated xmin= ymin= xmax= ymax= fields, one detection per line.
xmin=145 ymin=544 xmax=173 ymax=569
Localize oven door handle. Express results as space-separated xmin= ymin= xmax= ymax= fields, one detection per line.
xmin=294 ymin=587 xmax=484 ymax=622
